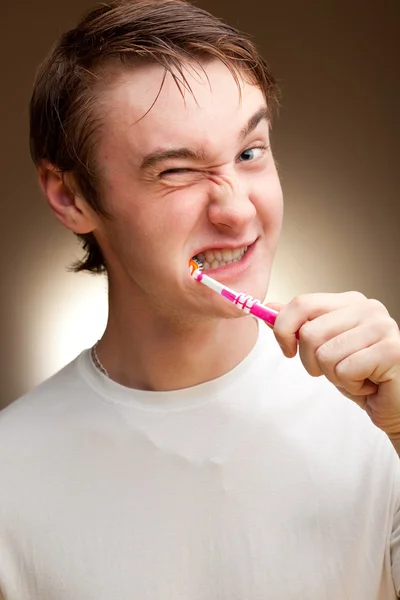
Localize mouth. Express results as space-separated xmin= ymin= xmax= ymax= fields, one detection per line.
xmin=192 ymin=243 xmax=253 ymax=271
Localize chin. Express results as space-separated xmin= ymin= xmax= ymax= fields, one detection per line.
xmin=240 ymin=271 xmax=270 ymax=303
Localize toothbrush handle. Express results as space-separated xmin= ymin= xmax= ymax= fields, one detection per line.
xmin=250 ymin=300 xmax=300 ymax=340
xmin=195 ymin=271 xmax=300 ymax=340
xmin=249 ymin=301 xmax=278 ymax=327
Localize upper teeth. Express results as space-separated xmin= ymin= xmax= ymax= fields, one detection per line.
xmin=196 ymin=246 xmax=248 ymax=270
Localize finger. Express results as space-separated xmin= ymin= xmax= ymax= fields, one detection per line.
xmin=299 ymin=310 xmax=392 ymax=379
xmin=273 ymin=291 xmax=367 ymax=356
xmin=317 ymin=323 xmax=400 ymax=390
xmin=334 ymin=341 xmax=393 ymax=395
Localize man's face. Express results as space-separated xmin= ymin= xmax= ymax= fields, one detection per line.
xmin=93 ymin=60 xmax=283 ymax=322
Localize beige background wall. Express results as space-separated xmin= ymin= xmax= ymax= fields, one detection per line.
xmin=1 ymin=0 xmax=399 ymax=408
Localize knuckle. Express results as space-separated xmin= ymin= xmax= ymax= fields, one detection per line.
xmin=367 ymin=315 xmax=393 ymax=335
xmin=335 ymin=358 xmax=350 ymax=379
xmin=390 ymin=317 xmax=400 ymax=333
xmin=345 ymin=290 xmax=366 ymax=302
xmin=367 ymin=298 xmax=388 ymax=314
xmin=315 ymin=343 xmax=331 ymax=364
xmin=315 ymin=336 xmax=344 ymax=364
xmin=387 ymin=337 xmax=400 ymax=361
xmin=299 ymin=323 xmax=318 ymax=345
xmin=291 ymin=294 xmax=308 ymax=310
xmin=380 ymin=316 xmax=398 ymax=335
xmin=315 ymin=344 xmax=342 ymax=370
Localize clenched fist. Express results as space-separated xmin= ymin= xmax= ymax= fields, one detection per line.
xmin=266 ymin=292 xmax=400 ymax=440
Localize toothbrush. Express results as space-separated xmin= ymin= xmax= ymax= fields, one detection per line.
xmin=189 ymin=258 xmax=279 ymax=328
xmin=189 ymin=258 xmax=301 ymax=340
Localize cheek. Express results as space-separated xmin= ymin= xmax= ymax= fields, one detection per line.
xmin=110 ymin=187 xmax=207 ymax=260
xmin=251 ymin=171 xmax=284 ymax=232
xmin=152 ymin=185 xmax=209 ymax=234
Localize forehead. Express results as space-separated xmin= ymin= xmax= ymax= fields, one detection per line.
xmin=98 ymin=61 xmax=267 ymax=161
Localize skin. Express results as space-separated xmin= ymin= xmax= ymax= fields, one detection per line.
xmin=266 ymin=295 xmax=400 ymax=451
xmin=40 ymin=61 xmax=284 ymax=390
xmin=39 ymin=60 xmax=400 ymax=451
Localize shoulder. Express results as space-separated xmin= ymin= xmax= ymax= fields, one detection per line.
xmin=0 ymin=351 xmax=89 ymax=447
xmin=0 ymin=351 xmax=97 ymax=511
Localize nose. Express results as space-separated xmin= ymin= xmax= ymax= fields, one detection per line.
xmin=207 ymin=174 xmax=256 ymax=233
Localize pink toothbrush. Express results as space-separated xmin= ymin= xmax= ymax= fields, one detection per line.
xmin=189 ymin=258 xmax=301 ymax=340
xmin=189 ymin=258 xmax=279 ymax=328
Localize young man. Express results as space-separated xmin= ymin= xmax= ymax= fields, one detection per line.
xmin=1 ymin=0 xmax=400 ymax=598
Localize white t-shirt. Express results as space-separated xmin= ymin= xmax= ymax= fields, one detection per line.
xmin=1 ymin=323 xmax=400 ymax=599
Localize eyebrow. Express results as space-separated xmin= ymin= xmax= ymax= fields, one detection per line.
xmin=140 ymin=105 xmax=270 ymax=171
xmin=239 ymin=106 xmax=270 ymax=141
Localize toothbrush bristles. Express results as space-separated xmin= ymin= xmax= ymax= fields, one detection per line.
xmin=189 ymin=258 xmax=203 ymax=276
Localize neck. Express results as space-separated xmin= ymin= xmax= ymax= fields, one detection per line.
xmin=95 ymin=284 xmax=258 ymax=392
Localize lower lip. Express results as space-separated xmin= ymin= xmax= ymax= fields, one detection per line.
xmin=200 ymin=242 xmax=257 ymax=278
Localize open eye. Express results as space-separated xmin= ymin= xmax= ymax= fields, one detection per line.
xmin=238 ymin=145 xmax=268 ymax=162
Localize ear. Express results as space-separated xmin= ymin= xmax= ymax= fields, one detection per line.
xmin=38 ymin=161 xmax=97 ymax=234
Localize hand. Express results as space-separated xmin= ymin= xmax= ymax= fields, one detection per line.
xmin=265 ymin=292 xmax=400 ymax=439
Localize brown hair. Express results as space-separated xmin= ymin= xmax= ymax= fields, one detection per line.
xmin=29 ymin=0 xmax=279 ymax=273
